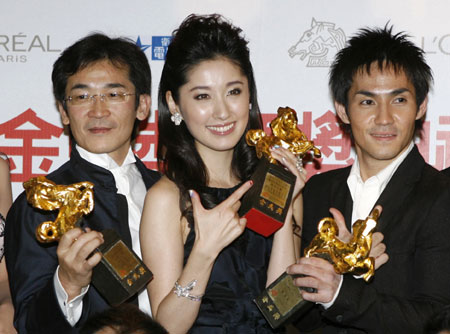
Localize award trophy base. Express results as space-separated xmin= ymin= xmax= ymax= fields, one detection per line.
xmin=255 ymin=252 xmax=332 ymax=329
xmin=254 ymin=272 xmax=314 ymax=329
xmin=239 ymin=158 xmax=296 ymax=237
xmin=91 ymin=229 xmax=153 ymax=306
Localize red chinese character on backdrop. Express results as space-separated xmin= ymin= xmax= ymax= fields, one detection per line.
xmin=0 ymin=109 xmax=64 ymax=182
xmin=305 ymin=110 xmax=353 ymax=176
xmin=416 ymin=121 xmax=430 ymax=166
xmin=134 ymin=110 xmax=158 ymax=170
xmin=313 ymin=110 xmax=352 ymax=160
xmin=435 ymin=116 xmax=450 ymax=170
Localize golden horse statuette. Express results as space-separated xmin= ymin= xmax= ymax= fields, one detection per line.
xmin=246 ymin=106 xmax=321 ymax=163
xmin=254 ymin=208 xmax=380 ymax=329
xmin=304 ymin=208 xmax=380 ymax=282
xmin=23 ymin=176 xmax=94 ymax=243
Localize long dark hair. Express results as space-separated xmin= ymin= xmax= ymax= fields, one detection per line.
xmin=157 ymin=14 xmax=262 ymax=223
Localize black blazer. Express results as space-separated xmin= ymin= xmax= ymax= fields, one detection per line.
xmin=441 ymin=166 xmax=450 ymax=178
xmin=5 ymin=147 xmax=160 ymax=334
xmin=295 ymin=146 xmax=450 ymax=334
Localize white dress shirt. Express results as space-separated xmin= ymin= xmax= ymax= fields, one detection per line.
xmin=321 ymin=141 xmax=414 ymax=309
xmin=54 ymin=145 xmax=150 ymax=325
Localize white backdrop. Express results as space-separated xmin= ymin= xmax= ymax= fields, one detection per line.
xmin=1 ymin=0 xmax=450 ymax=199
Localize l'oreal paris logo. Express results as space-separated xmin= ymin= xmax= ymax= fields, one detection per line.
xmin=0 ymin=33 xmax=61 ymax=63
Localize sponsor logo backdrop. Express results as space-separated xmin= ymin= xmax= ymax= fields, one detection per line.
xmin=1 ymin=0 xmax=450 ymax=199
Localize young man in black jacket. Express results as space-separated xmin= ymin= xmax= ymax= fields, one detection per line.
xmin=290 ymin=26 xmax=450 ymax=333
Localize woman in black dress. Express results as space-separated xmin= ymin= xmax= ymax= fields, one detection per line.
xmin=140 ymin=14 xmax=305 ymax=333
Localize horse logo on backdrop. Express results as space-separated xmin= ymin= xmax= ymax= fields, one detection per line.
xmin=288 ymin=18 xmax=346 ymax=67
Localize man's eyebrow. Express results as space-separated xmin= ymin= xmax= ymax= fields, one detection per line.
xmin=69 ymin=83 xmax=127 ymax=91
xmin=355 ymin=90 xmax=376 ymax=97
xmin=69 ymin=83 xmax=89 ymax=91
xmin=354 ymin=88 xmax=411 ymax=97
xmin=104 ymin=83 xmax=127 ymax=89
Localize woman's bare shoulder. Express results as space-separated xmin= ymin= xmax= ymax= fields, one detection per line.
xmin=146 ymin=176 xmax=180 ymax=201
xmin=143 ymin=176 xmax=183 ymax=221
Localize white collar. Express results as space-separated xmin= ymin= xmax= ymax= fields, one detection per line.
xmin=76 ymin=145 xmax=136 ymax=171
xmin=348 ymin=141 xmax=414 ymax=188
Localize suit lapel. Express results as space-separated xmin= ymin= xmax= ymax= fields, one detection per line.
xmin=329 ymin=167 xmax=354 ymax=231
xmin=373 ymin=146 xmax=424 ymax=233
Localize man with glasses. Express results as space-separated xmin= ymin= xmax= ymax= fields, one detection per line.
xmin=5 ymin=33 xmax=160 ymax=333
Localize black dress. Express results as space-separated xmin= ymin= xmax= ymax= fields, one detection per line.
xmin=183 ymin=185 xmax=278 ymax=333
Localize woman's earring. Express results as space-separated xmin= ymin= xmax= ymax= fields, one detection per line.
xmin=171 ymin=111 xmax=183 ymax=126
xmin=249 ymin=103 xmax=252 ymax=111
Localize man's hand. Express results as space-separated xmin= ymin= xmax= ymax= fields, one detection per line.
xmin=330 ymin=205 xmax=389 ymax=269
xmin=370 ymin=232 xmax=389 ymax=269
xmin=287 ymin=257 xmax=342 ymax=304
xmin=286 ymin=205 xmax=390 ymax=304
xmin=56 ymin=228 xmax=103 ymax=301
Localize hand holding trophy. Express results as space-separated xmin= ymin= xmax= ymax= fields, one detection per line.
xmin=239 ymin=106 xmax=321 ymax=236
xmin=255 ymin=207 xmax=381 ymax=329
xmin=23 ymin=176 xmax=152 ymax=306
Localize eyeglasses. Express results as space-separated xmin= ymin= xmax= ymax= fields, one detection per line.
xmin=64 ymin=92 xmax=135 ymax=106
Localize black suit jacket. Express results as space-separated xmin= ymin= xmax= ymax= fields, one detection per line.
xmin=295 ymin=146 xmax=450 ymax=334
xmin=4 ymin=147 xmax=160 ymax=334
xmin=441 ymin=166 xmax=450 ymax=178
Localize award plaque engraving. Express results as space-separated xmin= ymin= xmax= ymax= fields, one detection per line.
xmin=23 ymin=176 xmax=153 ymax=306
xmin=91 ymin=229 xmax=152 ymax=306
xmin=255 ymin=208 xmax=380 ymax=329
xmin=239 ymin=106 xmax=321 ymax=237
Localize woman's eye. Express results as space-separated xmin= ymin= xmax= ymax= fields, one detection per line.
xmin=228 ymin=88 xmax=241 ymax=96
xmin=195 ymin=94 xmax=209 ymax=100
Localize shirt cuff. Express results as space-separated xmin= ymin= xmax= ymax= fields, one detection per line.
xmin=319 ymin=274 xmax=343 ymax=310
xmin=54 ymin=266 xmax=89 ymax=326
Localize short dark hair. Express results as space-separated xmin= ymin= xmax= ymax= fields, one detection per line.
xmin=329 ymin=25 xmax=432 ymax=110
xmin=79 ymin=304 xmax=167 ymax=334
xmin=52 ymin=33 xmax=151 ymax=139
xmin=157 ymin=14 xmax=262 ymax=222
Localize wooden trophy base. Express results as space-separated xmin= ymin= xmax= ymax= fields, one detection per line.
xmin=91 ymin=229 xmax=153 ymax=306
xmin=254 ymin=272 xmax=314 ymax=329
xmin=239 ymin=158 xmax=296 ymax=237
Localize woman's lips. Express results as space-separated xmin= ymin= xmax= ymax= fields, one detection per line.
xmin=206 ymin=122 xmax=235 ymax=135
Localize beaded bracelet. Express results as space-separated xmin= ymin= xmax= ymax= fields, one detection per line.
xmin=173 ymin=280 xmax=204 ymax=302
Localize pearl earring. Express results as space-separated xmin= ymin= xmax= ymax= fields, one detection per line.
xmin=171 ymin=111 xmax=183 ymax=126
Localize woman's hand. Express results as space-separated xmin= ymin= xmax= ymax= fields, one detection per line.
xmin=270 ymin=146 xmax=307 ymax=199
xmin=190 ymin=181 xmax=253 ymax=258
